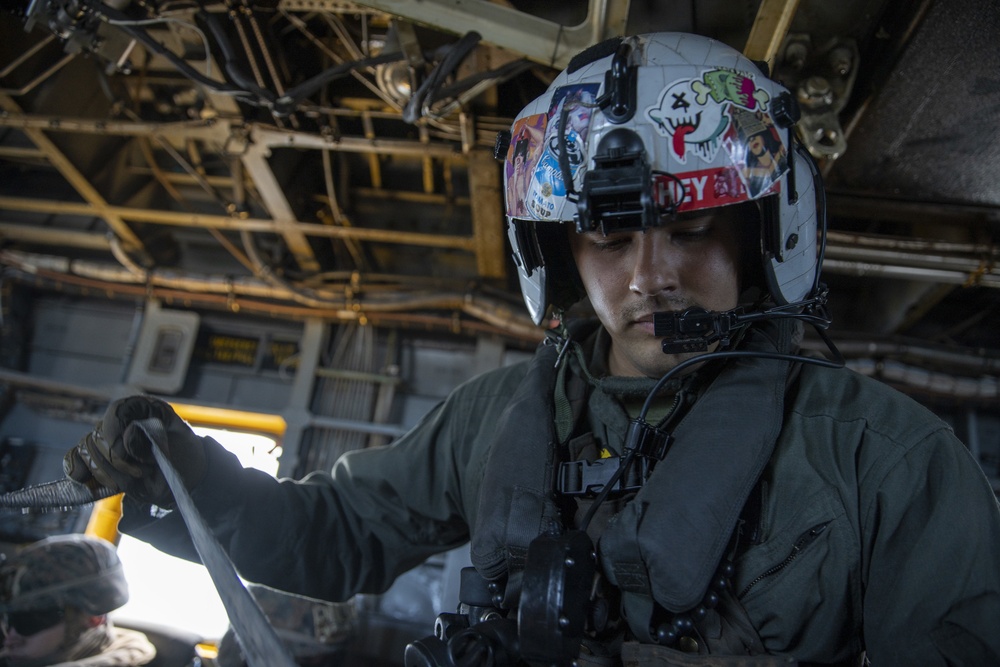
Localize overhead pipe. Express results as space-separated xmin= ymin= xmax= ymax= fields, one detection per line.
xmin=800 ymin=337 xmax=1000 ymax=376
xmin=1 ymin=247 xmax=476 ymax=309
xmin=351 ymin=0 xmax=630 ymax=69
xmin=822 ymin=258 xmax=999 ymax=288
xmin=0 ymin=248 xmax=543 ymax=340
xmin=825 ymin=230 xmax=998 ymax=256
xmin=823 ymin=248 xmax=997 ymax=279
xmin=0 ymin=194 xmax=477 ymax=250
xmin=0 ymin=367 xmax=113 ymax=401
xmin=847 ymin=359 xmax=997 ymax=400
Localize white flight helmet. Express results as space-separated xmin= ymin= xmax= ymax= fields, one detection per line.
xmin=502 ymin=32 xmax=821 ymax=326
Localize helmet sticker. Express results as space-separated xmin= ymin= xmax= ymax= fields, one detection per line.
xmin=505 ymin=112 xmax=546 ymax=217
xmin=646 ymin=68 xmax=773 ymax=166
xmin=722 ymin=107 xmax=788 ymax=198
xmin=691 ymin=69 xmax=771 ymax=113
xmin=523 ymin=83 xmax=600 ymax=221
xmin=653 ymin=166 xmax=747 ymax=213
xmin=647 ymin=78 xmax=728 ymax=163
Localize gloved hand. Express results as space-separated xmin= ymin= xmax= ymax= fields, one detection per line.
xmin=63 ymin=395 xmax=207 ymax=508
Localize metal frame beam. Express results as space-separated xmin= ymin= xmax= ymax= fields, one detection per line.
xmin=0 ymin=94 xmax=146 ymax=252
xmin=0 ymin=196 xmax=477 ymax=250
xmin=351 ymin=0 xmax=631 ymax=69
xmin=743 ymin=0 xmax=802 ymax=71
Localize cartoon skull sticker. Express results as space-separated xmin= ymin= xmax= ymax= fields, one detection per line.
xmin=647 ymin=69 xmax=772 ymax=166
xmin=647 ymin=79 xmax=729 ymax=164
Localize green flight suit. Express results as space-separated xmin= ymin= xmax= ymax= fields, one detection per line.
xmin=122 ymin=323 xmax=1000 ymax=665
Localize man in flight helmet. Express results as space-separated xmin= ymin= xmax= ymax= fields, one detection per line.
xmin=63 ymin=33 xmax=1000 ymax=666
xmin=0 ymin=534 xmax=156 ymax=667
xmin=505 ymin=34 xmax=817 ymax=338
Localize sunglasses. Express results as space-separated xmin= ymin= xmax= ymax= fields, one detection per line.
xmin=1 ymin=608 xmax=65 ymax=636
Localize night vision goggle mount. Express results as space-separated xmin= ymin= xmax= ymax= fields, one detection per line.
xmin=573 ymin=129 xmax=681 ymax=237
xmin=563 ymin=40 xmax=686 ymax=237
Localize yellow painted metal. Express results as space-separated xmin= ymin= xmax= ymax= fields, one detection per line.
xmin=171 ymin=403 xmax=287 ymax=438
xmin=85 ymin=494 xmax=124 ymax=545
xmin=0 ymin=196 xmax=477 ymax=250
xmin=467 ymin=149 xmax=506 ymax=280
xmin=743 ymin=0 xmax=802 ymax=72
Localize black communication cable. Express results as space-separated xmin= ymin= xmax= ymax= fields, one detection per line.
xmin=86 ymin=0 xmax=410 ymax=114
xmin=89 ymin=0 xmax=256 ymax=98
xmin=403 ymin=31 xmax=482 ymax=124
xmin=273 ymin=50 xmax=407 ymax=116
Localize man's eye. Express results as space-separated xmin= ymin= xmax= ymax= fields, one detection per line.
xmin=673 ymin=226 xmax=711 ymax=240
xmin=594 ymin=237 xmax=629 ymax=251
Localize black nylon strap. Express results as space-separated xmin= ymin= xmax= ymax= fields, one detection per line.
xmin=470 ymin=340 xmax=564 ymax=588
xmin=138 ymin=419 xmax=298 ymax=667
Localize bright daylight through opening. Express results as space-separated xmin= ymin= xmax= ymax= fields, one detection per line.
xmin=109 ymin=427 xmax=281 ymax=641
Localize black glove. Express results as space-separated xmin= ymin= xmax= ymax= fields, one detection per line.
xmin=63 ymin=395 xmax=207 ymax=508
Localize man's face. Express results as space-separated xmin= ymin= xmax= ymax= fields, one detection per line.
xmin=569 ymin=207 xmax=744 ymax=378
xmin=1 ymin=612 xmax=67 ymax=664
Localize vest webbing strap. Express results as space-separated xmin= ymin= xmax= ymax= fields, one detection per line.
xmin=600 ymin=319 xmax=796 ymax=626
xmin=470 ymin=338 xmax=564 ymax=589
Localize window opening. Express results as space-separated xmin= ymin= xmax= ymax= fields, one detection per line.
xmin=110 ymin=426 xmax=281 ymax=641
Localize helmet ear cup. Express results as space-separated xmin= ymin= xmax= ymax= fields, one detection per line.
xmin=507 ymin=218 xmax=548 ymax=325
xmin=762 ymin=144 xmax=820 ymax=306
xmin=507 ymin=219 xmax=585 ymax=326
xmin=536 ymin=222 xmax=585 ymax=315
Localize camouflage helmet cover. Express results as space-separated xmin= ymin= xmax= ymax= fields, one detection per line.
xmin=216 ymin=584 xmax=357 ymax=667
xmin=247 ymin=583 xmax=356 ymax=653
xmin=0 ymin=534 xmax=129 ymax=615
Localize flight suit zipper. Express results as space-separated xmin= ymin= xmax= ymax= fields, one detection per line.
xmin=738 ymin=521 xmax=830 ymax=598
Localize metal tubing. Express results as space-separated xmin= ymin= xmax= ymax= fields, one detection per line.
xmin=349 ymin=0 xmax=630 ymax=68
xmin=822 ymin=258 xmax=1000 ymax=288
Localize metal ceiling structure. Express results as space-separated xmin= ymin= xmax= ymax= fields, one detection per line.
xmin=0 ymin=0 xmax=998 ymax=407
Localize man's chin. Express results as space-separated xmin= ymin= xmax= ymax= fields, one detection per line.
xmin=636 ymin=336 xmax=722 ymax=378
xmin=610 ymin=322 xmax=718 ymax=377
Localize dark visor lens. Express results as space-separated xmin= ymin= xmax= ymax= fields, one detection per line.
xmin=2 ymin=609 xmax=65 ymax=636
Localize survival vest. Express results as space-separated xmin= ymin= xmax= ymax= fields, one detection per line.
xmin=470 ymin=318 xmax=799 ymax=648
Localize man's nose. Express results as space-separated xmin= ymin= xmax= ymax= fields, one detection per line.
xmin=629 ymin=230 xmax=678 ymax=296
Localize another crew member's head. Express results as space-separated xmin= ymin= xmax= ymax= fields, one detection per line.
xmin=0 ymin=534 xmax=129 ymax=666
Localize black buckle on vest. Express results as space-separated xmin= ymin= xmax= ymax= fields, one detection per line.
xmin=557 ymin=421 xmax=672 ymax=498
xmin=557 ymin=456 xmax=648 ymax=497
xmin=624 ymin=418 xmax=672 ymax=461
